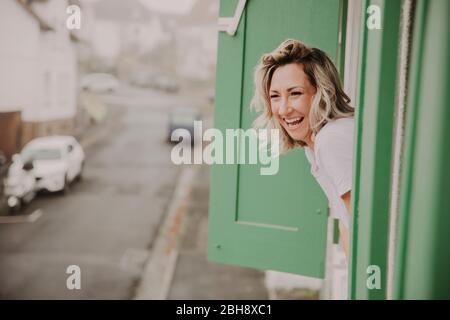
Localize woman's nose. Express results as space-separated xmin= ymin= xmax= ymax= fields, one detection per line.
xmin=278 ymin=98 xmax=291 ymax=116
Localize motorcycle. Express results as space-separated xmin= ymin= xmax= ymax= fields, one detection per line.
xmin=3 ymin=155 xmax=36 ymax=213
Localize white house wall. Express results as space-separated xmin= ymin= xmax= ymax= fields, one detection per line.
xmin=0 ymin=0 xmax=40 ymax=113
xmin=24 ymin=32 xmax=77 ymax=122
xmin=26 ymin=0 xmax=78 ymax=122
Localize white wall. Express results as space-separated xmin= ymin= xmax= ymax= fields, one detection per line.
xmin=0 ymin=0 xmax=40 ymax=113
xmin=0 ymin=0 xmax=77 ymax=122
xmin=26 ymin=0 xmax=78 ymax=122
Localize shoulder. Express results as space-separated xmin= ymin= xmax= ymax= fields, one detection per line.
xmin=315 ymin=117 xmax=354 ymax=148
xmin=314 ymin=117 xmax=355 ymax=165
xmin=313 ymin=118 xmax=355 ymax=192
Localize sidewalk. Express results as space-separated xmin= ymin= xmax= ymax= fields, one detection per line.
xmin=135 ymin=164 xmax=269 ymax=300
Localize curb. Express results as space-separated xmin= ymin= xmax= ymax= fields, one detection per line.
xmin=134 ymin=165 xmax=199 ymax=300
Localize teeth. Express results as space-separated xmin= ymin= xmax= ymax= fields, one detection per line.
xmin=284 ymin=117 xmax=303 ymax=126
xmin=285 ymin=117 xmax=301 ymax=124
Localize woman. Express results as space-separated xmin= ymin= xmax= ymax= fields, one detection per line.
xmin=251 ymin=39 xmax=355 ymax=258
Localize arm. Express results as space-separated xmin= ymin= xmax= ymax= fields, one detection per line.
xmin=315 ymin=125 xmax=354 ymax=259
xmin=341 ymin=190 xmax=352 ymax=215
xmin=340 ymin=190 xmax=352 ymax=259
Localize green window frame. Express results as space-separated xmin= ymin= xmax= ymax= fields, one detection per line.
xmin=393 ymin=0 xmax=450 ymax=299
xmin=349 ymin=0 xmax=402 ymax=300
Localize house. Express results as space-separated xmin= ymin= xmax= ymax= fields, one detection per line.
xmin=173 ymin=0 xmax=219 ymax=83
xmin=91 ymin=0 xmax=168 ymax=75
xmin=0 ymin=0 xmax=78 ymax=159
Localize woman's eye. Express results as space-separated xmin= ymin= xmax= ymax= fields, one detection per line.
xmin=291 ymin=92 xmax=302 ymax=96
xmin=270 ymin=95 xmax=279 ymax=99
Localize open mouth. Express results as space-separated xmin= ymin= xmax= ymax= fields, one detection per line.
xmin=283 ymin=116 xmax=304 ymax=128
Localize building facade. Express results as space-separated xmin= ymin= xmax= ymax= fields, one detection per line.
xmin=0 ymin=0 xmax=78 ymax=159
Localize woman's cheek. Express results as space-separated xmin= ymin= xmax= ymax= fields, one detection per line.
xmin=275 ymin=115 xmax=283 ymax=128
xmin=271 ymin=106 xmax=281 ymax=123
xmin=294 ymin=99 xmax=305 ymax=112
xmin=270 ymin=104 xmax=277 ymax=119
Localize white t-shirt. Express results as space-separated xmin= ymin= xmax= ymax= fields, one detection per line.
xmin=304 ymin=117 xmax=354 ymax=228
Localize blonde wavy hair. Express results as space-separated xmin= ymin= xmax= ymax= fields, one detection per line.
xmin=251 ymin=39 xmax=354 ymax=152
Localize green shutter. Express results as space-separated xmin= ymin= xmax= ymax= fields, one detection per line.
xmin=349 ymin=0 xmax=401 ymax=299
xmin=208 ymin=0 xmax=342 ymax=278
xmin=394 ymin=0 xmax=450 ymax=299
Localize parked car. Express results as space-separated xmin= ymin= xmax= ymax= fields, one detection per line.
xmin=3 ymin=155 xmax=36 ymax=212
xmin=16 ymin=136 xmax=85 ymax=194
xmin=167 ymin=107 xmax=202 ymax=145
xmin=80 ymin=73 xmax=119 ymax=93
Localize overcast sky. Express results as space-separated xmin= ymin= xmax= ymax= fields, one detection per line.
xmin=138 ymin=0 xmax=197 ymax=15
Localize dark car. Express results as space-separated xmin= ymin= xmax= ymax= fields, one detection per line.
xmin=167 ymin=107 xmax=202 ymax=145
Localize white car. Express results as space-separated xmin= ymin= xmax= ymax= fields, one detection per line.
xmin=18 ymin=136 xmax=85 ymax=193
xmin=80 ymin=73 xmax=119 ymax=93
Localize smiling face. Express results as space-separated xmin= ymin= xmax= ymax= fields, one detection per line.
xmin=269 ymin=63 xmax=317 ymax=147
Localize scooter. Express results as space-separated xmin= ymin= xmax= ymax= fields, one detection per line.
xmin=6 ymin=195 xmax=21 ymax=212
xmin=4 ymin=156 xmax=36 ymax=214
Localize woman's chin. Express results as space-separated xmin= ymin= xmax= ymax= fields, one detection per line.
xmin=286 ymin=130 xmax=305 ymax=141
xmin=287 ymin=131 xmax=310 ymax=145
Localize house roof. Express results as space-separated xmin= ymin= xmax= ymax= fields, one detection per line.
xmin=15 ymin=0 xmax=54 ymax=31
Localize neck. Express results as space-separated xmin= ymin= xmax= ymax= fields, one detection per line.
xmin=303 ymin=132 xmax=315 ymax=150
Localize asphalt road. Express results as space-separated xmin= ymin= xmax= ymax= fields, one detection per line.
xmin=0 ymin=87 xmax=198 ymax=299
